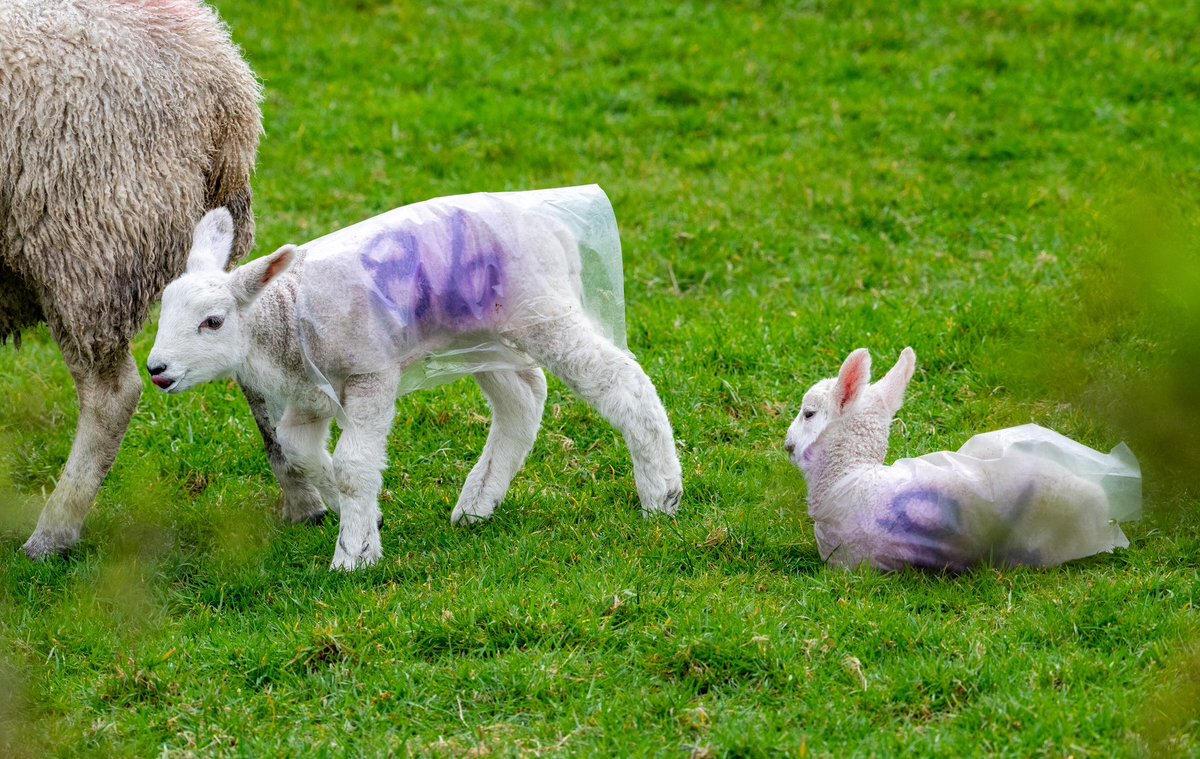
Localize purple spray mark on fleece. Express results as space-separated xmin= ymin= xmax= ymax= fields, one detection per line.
xmin=876 ymin=483 xmax=1044 ymax=569
xmin=442 ymin=210 xmax=504 ymax=321
xmin=877 ymin=487 xmax=968 ymax=570
xmin=361 ymin=227 xmax=432 ymax=326
xmin=360 ymin=210 xmax=506 ymax=330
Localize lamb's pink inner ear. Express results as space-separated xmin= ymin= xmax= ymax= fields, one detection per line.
xmin=260 ymin=246 xmax=295 ymax=286
xmin=232 ymin=245 xmax=296 ymax=305
xmin=835 ymin=350 xmax=871 ymax=412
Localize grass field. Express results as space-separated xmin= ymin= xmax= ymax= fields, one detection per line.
xmin=2 ymin=0 xmax=1199 ymax=755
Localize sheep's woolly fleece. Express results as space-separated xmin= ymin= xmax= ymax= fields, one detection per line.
xmin=0 ymin=0 xmax=261 ymax=364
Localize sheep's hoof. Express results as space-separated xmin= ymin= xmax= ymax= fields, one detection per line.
xmin=22 ymin=530 xmax=77 ymax=561
xmin=293 ymin=510 xmax=327 ymax=527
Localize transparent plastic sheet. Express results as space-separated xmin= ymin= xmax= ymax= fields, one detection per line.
xmin=291 ymin=185 xmax=626 ymax=420
xmin=812 ymin=424 xmax=1142 ymax=571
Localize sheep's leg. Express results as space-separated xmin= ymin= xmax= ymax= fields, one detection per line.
xmin=451 ymin=368 xmax=548 ymax=525
xmin=329 ymin=372 xmax=398 ymax=571
xmin=515 ymin=315 xmax=683 ymax=517
xmin=240 ymin=383 xmax=326 ymax=525
xmin=275 ymin=409 xmax=340 ymax=518
xmin=23 ymin=351 xmax=142 ymax=559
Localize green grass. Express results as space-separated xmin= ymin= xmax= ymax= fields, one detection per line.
xmin=2 ymin=0 xmax=1199 ymax=755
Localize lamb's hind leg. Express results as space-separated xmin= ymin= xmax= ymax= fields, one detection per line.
xmin=516 ymin=315 xmax=682 ymax=517
xmin=451 ymin=368 xmax=548 ymax=525
xmin=23 ymin=351 xmax=142 ymax=559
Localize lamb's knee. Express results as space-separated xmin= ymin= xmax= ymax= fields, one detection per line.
xmin=332 ymin=446 xmax=386 ymax=500
xmin=519 ymin=368 xmax=548 ymax=406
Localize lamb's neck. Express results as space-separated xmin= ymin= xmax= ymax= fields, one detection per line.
xmin=236 ymin=272 xmax=308 ymax=400
xmin=806 ymin=414 xmax=891 ymax=507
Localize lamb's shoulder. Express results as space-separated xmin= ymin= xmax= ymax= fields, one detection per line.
xmin=239 ymin=261 xmax=336 ymax=418
xmin=808 ymin=465 xmax=892 ymax=567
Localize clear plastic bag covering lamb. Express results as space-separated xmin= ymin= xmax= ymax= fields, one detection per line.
xmin=293 ymin=185 xmax=626 ymax=410
xmin=814 ymin=424 xmax=1141 ymax=571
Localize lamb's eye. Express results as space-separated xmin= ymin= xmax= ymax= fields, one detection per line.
xmin=201 ymin=315 xmax=224 ymax=331
xmin=803 ymin=409 xmax=816 ymax=419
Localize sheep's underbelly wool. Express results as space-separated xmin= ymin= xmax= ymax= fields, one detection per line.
xmin=813 ymin=424 xmax=1142 ymax=571
xmin=294 ymin=185 xmax=626 ymax=404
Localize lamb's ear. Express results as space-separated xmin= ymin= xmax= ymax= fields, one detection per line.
xmin=187 ymin=208 xmax=236 ymax=272
xmin=875 ymin=346 xmax=916 ymax=414
xmin=832 ymin=348 xmax=872 ymax=414
xmin=231 ymin=245 xmax=296 ymax=306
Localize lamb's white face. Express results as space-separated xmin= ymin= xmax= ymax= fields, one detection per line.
xmin=784 ymin=347 xmax=916 ymax=476
xmin=785 ymin=378 xmax=835 ymax=471
xmin=148 ymin=272 xmax=246 ymax=393
xmin=146 ymin=207 xmax=295 ymax=394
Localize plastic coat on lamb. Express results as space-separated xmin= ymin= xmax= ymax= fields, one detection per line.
xmin=813 ymin=425 xmax=1140 ymax=571
xmin=786 ymin=347 xmax=1142 ymax=572
xmin=294 ymin=185 xmax=626 ymax=407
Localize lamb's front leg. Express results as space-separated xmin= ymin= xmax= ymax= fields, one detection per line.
xmin=275 ymin=409 xmax=340 ymax=517
xmin=329 ymin=372 xmax=399 ymax=571
xmin=240 ymin=383 xmax=327 ymax=525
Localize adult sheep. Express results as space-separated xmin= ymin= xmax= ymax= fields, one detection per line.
xmin=0 ymin=0 xmax=303 ymax=559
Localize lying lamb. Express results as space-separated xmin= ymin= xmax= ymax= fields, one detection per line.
xmin=784 ymin=347 xmax=1141 ymax=571
xmin=147 ymin=185 xmax=683 ymax=570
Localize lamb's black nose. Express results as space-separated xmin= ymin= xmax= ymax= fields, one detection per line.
xmin=147 ymin=362 xmax=167 ymax=377
xmin=785 ymin=441 xmax=796 ymax=455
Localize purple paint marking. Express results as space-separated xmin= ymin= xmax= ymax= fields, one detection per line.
xmin=361 ymin=228 xmax=432 ymax=324
xmin=877 ymin=487 xmax=966 ymax=570
xmin=360 ymin=210 xmax=507 ymax=330
xmin=442 ymin=211 xmax=504 ymax=322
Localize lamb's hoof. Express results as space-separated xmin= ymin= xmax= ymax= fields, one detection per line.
xmin=642 ymin=487 xmax=682 ymax=519
xmin=293 ymin=510 xmax=327 ymax=527
xmin=329 ymin=548 xmax=381 ymax=572
xmin=282 ymin=491 xmax=328 ymax=526
xmin=22 ymin=530 xmax=77 ymax=561
xmin=451 ymin=501 xmax=497 ymax=526
xmin=330 ymin=534 xmax=381 ymax=571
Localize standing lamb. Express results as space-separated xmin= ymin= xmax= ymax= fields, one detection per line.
xmin=0 ymin=0 xmax=292 ymax=559
xmin=146 ymin=186 xmax=684 ymax=570
xmin=784 ymin=347 xmax=1141 ymax=571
